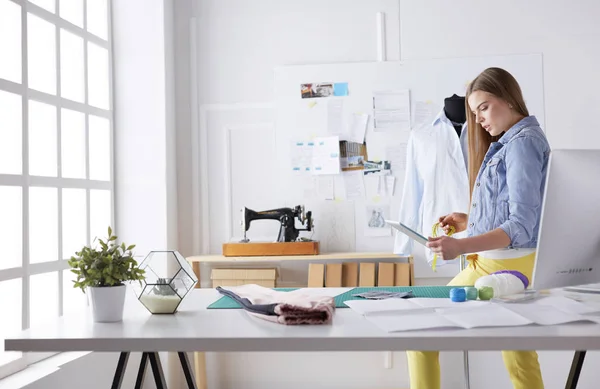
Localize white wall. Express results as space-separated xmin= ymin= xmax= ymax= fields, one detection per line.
xmin=173 ymin=1 xmax=600 ymax=389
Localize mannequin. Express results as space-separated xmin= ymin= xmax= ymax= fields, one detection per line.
xmin=443 ymin=94 xmax=466 ymax=137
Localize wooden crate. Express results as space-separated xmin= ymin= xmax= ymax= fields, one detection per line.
xmin=210 ymin=268 xmax=277 ymax=288
xmin=222 ymin=241 xmax=319 ymax=257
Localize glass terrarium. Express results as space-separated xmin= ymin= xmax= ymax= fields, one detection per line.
xmin=134 ymin=250 xmax=198 ymax=314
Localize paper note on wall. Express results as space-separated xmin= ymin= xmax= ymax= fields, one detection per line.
xmin=312 ymin=136 xmax=340 ymax=175
xmin=373 ymin=90 xmax=411 ymax=132
xmin=347 ymin=113 xmax=369 ymax=144
xmin=343 ymin=170 xmax=364 ymax=199
xmin=327 ymin=99 xmax=345 ymax=136
xmin=290 ymin=140 xmax=314 ymax=174
xmin=385 ymin=142 xmax=408 ymax=172
xmin=413 ymin=101 xmax=435 ymax=129
xmin=316 ymin=176 xmax=335 ymax=200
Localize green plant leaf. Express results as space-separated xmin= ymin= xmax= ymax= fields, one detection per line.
xmin=67 ymin=226 xmax=145 ymax=291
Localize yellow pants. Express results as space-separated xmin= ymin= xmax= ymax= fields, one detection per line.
xmin=407 ymin=252 xmax=544 ymax=389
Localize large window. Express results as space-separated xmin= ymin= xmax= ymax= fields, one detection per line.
xmin=0 ymin=0 xmax=113 ymax=378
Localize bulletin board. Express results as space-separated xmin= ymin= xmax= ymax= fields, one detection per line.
xmin=273 ymin=53 xmax=544 ymax=254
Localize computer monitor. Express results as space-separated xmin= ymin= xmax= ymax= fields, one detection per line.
xmin=531 ymin=149 xmax=600 ymax=290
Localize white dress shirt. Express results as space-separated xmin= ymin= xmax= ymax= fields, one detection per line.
xmin=393 ymin=109 xmax=470 ymax=267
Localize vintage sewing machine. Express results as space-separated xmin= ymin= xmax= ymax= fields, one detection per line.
xmin=222 ymin=205 xmax=319 ymax=257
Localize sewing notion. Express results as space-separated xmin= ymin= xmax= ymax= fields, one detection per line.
xmin=222 ymin=205 xmax=319 ymax=257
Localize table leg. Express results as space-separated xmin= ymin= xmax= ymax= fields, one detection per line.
xmin=134 ymin=352 xmax=149 ymax=389
xmin=111 ymin=352 xmax=130 ymax=389
xmin=148 ymin=352 xmax=168 ymax=389
xmin=194 ymin=352 xmax=208 ymax=389
xmin=565 ymin=351 xmax=586 ymax=389
xmin=178 ymin=352 xmax=199 ymax=389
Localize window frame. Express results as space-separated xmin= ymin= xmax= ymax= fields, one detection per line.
xmin=0 ymin=0 xmax=114 ymax=378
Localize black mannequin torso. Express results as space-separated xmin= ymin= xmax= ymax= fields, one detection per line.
xmin=444 ymin=94 xmax=466 ymax=137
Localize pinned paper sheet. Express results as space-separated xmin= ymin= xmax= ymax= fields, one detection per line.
xmin=373 ymin=89 xmax=411 ymax=132
xmin=365 ymin=204 xmax=391 ymax=237
xmin=347 ymin=113 xmax=368 ymax=143
xmin=343 ymin=170 xmax=364 ymax=199
xmin=327 ymin=99 xmax=344 ymax=136
xmin=413 ymin=101 xmax=435 ymax=128
xmin=312 ymin=136 xmax=340 ymax=175
xmin=316 ymin=176 xmax=335 ymax=200
xmin=290 ymin=140 xmax=314 ymax=174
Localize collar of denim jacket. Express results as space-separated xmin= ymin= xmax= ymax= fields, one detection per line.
xmin=498 ymin=115 xmax=540 ymax=144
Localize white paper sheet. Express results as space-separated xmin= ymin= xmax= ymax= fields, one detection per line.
xmin=364 ymin=204 xmax=391 ymax=237
xmin=316 ymin=176 xmax=334 ymax=200
xmin=373 ymin=90 xmax=411 ymax=132
xmin=327 ymin=99 xmax=345 ymax=136
xmin=347 ymin=113 xmax=369 ymax=143
xmin=343 ymin=171 xmax=364 ymax=199
xmin=413 ymin=100 xmax=435 ymax=128
xmin=312 ymin=136 xmax=340 ymax=175
xmin=290 ymin=140 xmax=314 ymax=174
xmin=347 ymin=295 xmax=600 ymax=332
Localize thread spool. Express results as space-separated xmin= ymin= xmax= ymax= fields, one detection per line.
xmin=474 ymin=270 xmax=528 ymax=298
xmin=464 ymin=286 xmax=478 ymax=300
xmin=478 ymin=286 xmax=494 ymax=300
xmin=450 ymin=287 xmax=466 ymax=302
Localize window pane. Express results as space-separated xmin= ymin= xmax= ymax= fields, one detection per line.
xmin=89 ymin=115 xmax=110 ymax=180
xmin=89 ymin=189 xmax=111 ymax=244
xmin=63 ymin=269 xmax=87 ymax=315
xmin=0 ymin=90 xmax=22 ymax=175
xmin=86 ymin=0 xmax=107 ymax=40
xmin=60 ymin=29 xmax=84 ymax=103
xmin=29 ymin=0 xmax=55 ymax=13
xmin=87 ymin=42 xmax=109 ymax=110
xmin=30 ymin=272 xmax=58 ymax=329
xmin=29 ymin=100 xmax=57 ymax=177
xmin=0 ymin=0 xmax=22 ymax=83
xmin=29 ymin=187 xmax=58 ymax=264
xmin=61 ymin=109 xmax=86 ymax=179
xmin=27 ymin=13 xmax=57 ymax=95
xmin=59 ymin=0 xmax=83 ymax=28
xmin=62 ymin=188 xmax=86 ymax=260
xmin=0 ymin=186 xmax=22 ymax=270
xmin=0 ymin=279 xmax=22 ymax=353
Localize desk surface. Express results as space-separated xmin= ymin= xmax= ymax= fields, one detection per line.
xmin=187 ymin=252 xmax=410 ymax=263
xmin=6 ymin=288 xmax=600 ymax=353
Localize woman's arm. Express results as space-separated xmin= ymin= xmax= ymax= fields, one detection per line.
xmin=427 ymin=228 xmax=510 ymax=260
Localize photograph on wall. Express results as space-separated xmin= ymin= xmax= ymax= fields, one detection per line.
xmin=301 ymin=83 xmax=334 ymax=99
xmin=339 ymin=140 xmax=368 ymax=171
xmin=363 ymin=160 xmax=392 ymax=175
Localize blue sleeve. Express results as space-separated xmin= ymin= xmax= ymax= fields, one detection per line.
xmin=498 ymin=136 xmax=546 ymax=246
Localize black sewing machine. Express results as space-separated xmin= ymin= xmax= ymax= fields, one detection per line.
xmin=240 ymin=205 xmax=313 ymax=243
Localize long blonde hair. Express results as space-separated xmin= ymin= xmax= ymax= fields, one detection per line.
xmin=466 ymin=67 xmax=529 ymax=198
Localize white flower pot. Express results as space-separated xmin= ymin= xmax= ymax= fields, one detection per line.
xmin=89 ymin=285 xmax=126 ymax=322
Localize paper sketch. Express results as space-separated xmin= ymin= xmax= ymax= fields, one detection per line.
xmin=365 ymin=205 xmax=391 ymax=237
xmin=316 ymin=201 xmax=356 ymax=252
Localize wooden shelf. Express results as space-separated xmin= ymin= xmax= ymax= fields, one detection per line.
xmin=187 ymin=251 xmax=409 ymax=263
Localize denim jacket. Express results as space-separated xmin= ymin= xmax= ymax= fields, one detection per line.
xmin=466 ymin=116 xmax=550 ymax=249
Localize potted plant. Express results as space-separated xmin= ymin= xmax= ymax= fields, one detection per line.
xmin=68 ymin=227 xmax=145 ymax=322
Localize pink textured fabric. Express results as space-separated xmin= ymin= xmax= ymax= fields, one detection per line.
xmin=224 ymin=284 xmax=335 ymax=325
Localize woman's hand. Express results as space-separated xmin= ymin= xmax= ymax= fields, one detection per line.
xmin=438 ymin=212 xmax=468 ymax=234
xmin=426 ymin=236 xmax=464 ymax=261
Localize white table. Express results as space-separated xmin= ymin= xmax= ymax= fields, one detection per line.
xmin=5 ymin=288 xmax=600 ymax=389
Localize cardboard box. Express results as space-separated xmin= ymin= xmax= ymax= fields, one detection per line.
xmin=210 ymin=268 xmax=277 ymax=288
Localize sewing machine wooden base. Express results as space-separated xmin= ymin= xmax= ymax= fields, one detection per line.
xmin=222 ymin=241 xmax=319 ymax=257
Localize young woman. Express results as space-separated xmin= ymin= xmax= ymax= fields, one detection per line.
xmin=407 ymin=67 xmax=551 ymax=389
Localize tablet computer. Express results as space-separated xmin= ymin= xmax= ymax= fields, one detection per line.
xmin=385 ymin=220 xmax=428 ymax=246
